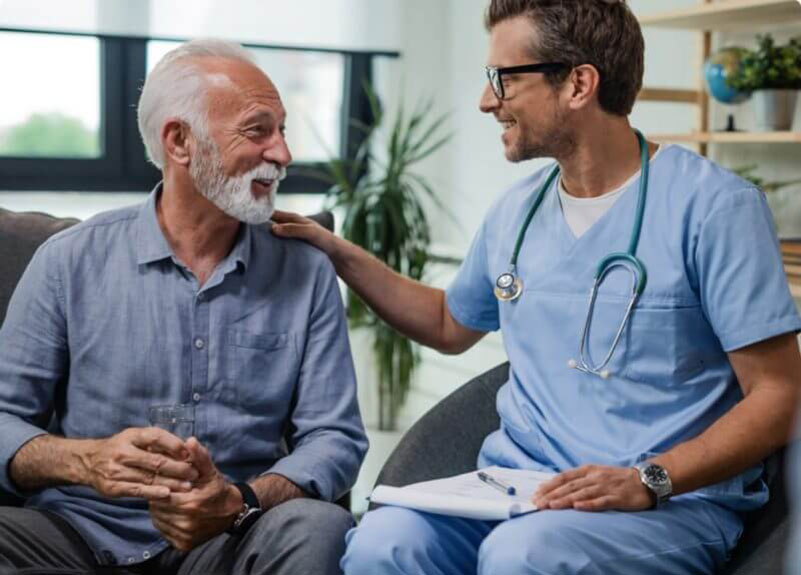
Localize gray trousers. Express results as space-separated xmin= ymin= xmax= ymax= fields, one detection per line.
xmin=0 ymin=499 xmax=353 ymax=575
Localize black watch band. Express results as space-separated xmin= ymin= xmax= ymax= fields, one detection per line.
xmin=227 ymin=482 xmax=263 ymax=536
xmin=234 ymin=482 xmax=260 ymax=510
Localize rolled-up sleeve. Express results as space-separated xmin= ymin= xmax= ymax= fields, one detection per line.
xmin=264 ymin=259 xmax=368 ymax=501
xmin=0 ymin=241 xmax=68 ymax=495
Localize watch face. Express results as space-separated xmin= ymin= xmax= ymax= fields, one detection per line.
xmin=644 ymin=465 xmax=669 ymax=486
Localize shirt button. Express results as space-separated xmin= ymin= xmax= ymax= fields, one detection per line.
xmin=194 ymin=338 xmax=205 ymax=350
xmin=142 ymin=551 xmax=151 ymax=560
xmin=197 ymin=292 xmax=206 ymax=301
xmin=193 ymin=392 xmax=201 ymax=402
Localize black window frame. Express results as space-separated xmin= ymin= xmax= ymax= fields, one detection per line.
xmin=0 ymin=28 xmax=397 ymax=193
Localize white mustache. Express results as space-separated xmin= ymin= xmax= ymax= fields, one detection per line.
xmin=248 ymin=163 xmax=286 ymax=182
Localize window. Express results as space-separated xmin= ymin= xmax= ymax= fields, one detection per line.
xmin=0 ymin=29 xmax=393 ymax=194
xmin=0 ymin=32 xmax=101 ymax=159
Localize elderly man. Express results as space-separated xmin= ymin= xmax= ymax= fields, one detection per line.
xmin=0 ymin=39 xmax=367 ymax=575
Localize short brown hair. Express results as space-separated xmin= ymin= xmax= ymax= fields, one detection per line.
xmin=484 ymin=0 xmax=644 ymax=116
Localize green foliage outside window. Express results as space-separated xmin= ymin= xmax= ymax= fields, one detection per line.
xmin=0 ymin=112 xmax=100 ymax=158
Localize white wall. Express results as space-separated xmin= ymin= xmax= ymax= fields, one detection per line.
xmin=0 ymin=0 xmax=402 ymax=52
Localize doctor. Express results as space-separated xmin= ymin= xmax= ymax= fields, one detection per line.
xmin=272 ymin=0 xmax=801 ymax=573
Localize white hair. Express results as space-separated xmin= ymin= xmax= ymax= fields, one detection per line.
xmin=137 ymin=38 xmax=256 ymax=168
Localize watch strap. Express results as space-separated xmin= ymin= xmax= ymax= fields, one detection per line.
xmin=234 ymin=481 xmax=261 ymax=511
xmin=227 ymin=482 xmax=263 ymax=536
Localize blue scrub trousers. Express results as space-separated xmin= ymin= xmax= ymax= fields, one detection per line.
xmin=341 ymin=497 xmax=743 ymax=575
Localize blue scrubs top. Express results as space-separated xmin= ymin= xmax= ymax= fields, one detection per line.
xmin=446 ymin=145 xmax=801 ymax=512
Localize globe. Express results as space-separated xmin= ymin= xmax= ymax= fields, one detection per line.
xmin=704 ymin=47 xmax=751 ymax=105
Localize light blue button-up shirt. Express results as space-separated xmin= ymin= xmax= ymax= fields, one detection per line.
xmin=0 ymin=186 xmax=368 ymax=566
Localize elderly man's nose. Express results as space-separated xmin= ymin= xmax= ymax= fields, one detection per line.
xmin=264 ymin=137 xmax=292 ymax=168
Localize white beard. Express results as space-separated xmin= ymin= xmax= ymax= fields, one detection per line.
xmin=190 ymin=139 xmax=286 ymax=224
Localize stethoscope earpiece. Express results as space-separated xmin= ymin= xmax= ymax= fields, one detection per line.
xmin=568 ymin=358 xmax=613 ymax=380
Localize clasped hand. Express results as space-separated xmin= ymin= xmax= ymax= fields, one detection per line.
xmin=81 ymin=427 xmax=197 ymax=500
xmin=148 ymin=437 xmax=242 ymax=551
xmin=533 ymin=464 xmax=653 ymax=512
xmin=82 ymin=429 xmax=241 ymax=551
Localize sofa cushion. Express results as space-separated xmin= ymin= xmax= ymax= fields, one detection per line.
xmin=0 ymin=208 xmax=79 ymax=325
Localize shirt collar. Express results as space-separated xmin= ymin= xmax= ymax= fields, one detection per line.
xmin=135 ymin=183 xmax=174 ymax=266
xmin=135 ymin=182 xmax=253 ymax=272
xmin=223 ymin=223 xmax=252 ymax=274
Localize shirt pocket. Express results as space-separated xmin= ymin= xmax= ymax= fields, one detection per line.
xmin=224 ymin=328 xmax=299 ymax=408
xmin=619 ymin=303 xmax=711 ymax=386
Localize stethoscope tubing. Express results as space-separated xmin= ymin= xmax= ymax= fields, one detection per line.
xmin=496 ymin=129 xmax=651 ymax=379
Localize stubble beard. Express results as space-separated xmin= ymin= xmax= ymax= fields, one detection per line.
xmin=507 ymin=107 xmax=576 ymax=163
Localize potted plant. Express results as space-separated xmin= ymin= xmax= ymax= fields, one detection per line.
xmin=733 ymin=165 xmax=801 ymax=194
xmin=728 ymin=34 xmax=801 ymax=131
xmin=733 ymin=165 xmax=801 ymax=238
xmin=315 ymin=87 xmax=451 ymax=431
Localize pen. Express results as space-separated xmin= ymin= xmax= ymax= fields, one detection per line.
xmin=477 ymin=471 xmax=516 ymax=495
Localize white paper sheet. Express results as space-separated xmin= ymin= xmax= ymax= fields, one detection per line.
xmin=369 ymin=466 xmax=556 ymax=521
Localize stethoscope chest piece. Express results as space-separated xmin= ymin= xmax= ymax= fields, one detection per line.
xmin=494 ymin=271 xmax=523 ymax=302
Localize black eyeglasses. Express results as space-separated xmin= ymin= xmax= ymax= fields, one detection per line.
xmin=485 ymin=62 xmax=568 ymax=100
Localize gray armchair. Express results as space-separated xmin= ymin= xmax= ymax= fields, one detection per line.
xmin=375 ymin=363 xmax=792 ymax=575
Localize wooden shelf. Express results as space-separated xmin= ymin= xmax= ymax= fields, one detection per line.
xmin=649 ymin=131 xmax=801 ymax=144
xmin=640 ymin=0 xmax=801 ymax=30
xmin=638 ymin=88 xmax=702 ymax=104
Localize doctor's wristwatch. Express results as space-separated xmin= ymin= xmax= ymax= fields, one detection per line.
xmin=227 ymin=482 xmax=264 ymax=536
xmin=632 ymin=462 xmax=673 ymax=507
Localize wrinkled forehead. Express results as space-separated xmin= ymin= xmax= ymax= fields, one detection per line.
xmin=195 ymin=56 xmax=285 ymax=124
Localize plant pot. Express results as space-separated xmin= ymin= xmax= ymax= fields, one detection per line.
xmin=752 ymin=89 xmax=798 ymax=131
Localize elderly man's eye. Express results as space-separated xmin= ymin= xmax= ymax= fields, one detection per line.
xmin=243 ymin=126 xmax=265 ymax=139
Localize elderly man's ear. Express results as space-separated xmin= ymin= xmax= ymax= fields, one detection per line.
xmin=162 ymin=119 xmax=193 ymax=166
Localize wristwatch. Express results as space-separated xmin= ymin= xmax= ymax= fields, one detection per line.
xmin=227 ymin=482 xmax=263 ymax=536
xmin=632 ymin=462 xmax=673 ymax=507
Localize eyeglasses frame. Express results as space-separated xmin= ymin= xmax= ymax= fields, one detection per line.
xmin=485 ymin=62 xmax=569 ymax=100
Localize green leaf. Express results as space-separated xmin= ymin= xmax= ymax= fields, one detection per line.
xmin=728 ymin=33 xmax=801 ymax=90
xmin=310 ymin=83 xmax=454 ymax=430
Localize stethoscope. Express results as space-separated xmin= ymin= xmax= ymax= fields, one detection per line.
xmin=494 ymin=129 xmax=650 ymax=380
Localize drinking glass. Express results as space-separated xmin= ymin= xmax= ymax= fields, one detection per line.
xmin=147 ymin=404 xmax=195 ymax=439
